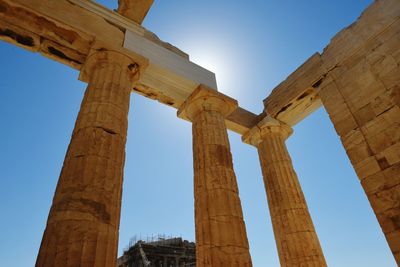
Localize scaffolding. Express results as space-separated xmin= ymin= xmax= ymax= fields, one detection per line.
xmin=119 ymin=235 xmax=196 ymax=267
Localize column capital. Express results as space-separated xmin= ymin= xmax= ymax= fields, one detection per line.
xmin=177 ymin=84 xmax=238 ymax=121
xmin=242 ymin=116 xmax=293 ymax=146
xmin=79 ymin=49 xmax=148 ymax=84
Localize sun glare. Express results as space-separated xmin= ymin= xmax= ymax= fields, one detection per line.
xmin=184 ymin=38 xmax=238 ymax=96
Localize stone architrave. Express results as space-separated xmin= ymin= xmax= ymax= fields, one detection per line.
xmin=36 ymin=50 xmax=146 ymax=267
xmin=243 ymin=117 xmax=327 ymax=267
xmin=178 ymin=85 xmax=253 ymax=267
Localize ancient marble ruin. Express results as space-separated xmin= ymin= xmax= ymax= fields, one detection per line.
xmin=118 ymin=237 xmax=196 ymax=267
xmin=0 ymin=0 xmax=399 ymax=266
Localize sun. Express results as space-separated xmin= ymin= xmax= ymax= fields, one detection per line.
xmin=183 ymin=37 xmax=237 ymax=96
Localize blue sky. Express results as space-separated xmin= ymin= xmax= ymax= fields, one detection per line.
xmin=0 ymin=0 xmax=396 ymax=266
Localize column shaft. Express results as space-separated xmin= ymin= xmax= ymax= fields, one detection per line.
xmin=192 ymin=110 xmax=252 ymax=266
xmin=36 ymin=51 xmax=137 ymax=267
xmin=257 ymin=130 xmax=327 ymax=267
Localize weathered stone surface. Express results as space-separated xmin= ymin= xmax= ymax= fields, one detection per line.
xmin=178 ymin=85 xmax=253 ymax=267
xmin=117 ymin=0 xmax=154 ymax=25
xmin=36 ymin=50 xmax=143 ymax=267
xmin=317 ymin=4 xmax=400 ymax=262
xmin=263 ymin=53 xmax=325 ymax=126
xmin=243 ymin=117 xmax=327 ymax=267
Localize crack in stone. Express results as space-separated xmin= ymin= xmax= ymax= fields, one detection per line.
xmin=0 ymin=28 xmax=34 ymax=47
xmin=54 ymin=197 xmax=111 ymax=224
xmin=94 ymin=126 xmax=117 ymax=135
xmin=47 ymin=46 xmax=82 ymax=65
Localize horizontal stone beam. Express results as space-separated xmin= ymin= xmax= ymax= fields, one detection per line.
xmin=0 ymin=0 xmax=258 ymax=135
xmin=123 ymin=29 xmax=218 ymax=104
xmin=226 ymin=107 xmax=262 ymax=134
xmin=262 ymin=0 xmax=400 ymax=127
xmin=263 ymin=53 xmax=325 ymax=126
xmin=117 ymin=0 xmax=154 ymax=24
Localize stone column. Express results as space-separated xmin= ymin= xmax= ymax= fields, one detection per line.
xmin=178 ymin=85 xmax=253 ymax=267
xmin=36 ymin=50 xmax=145 ymax=267
xmin=243 ymin=117 xmax=327 ymax=267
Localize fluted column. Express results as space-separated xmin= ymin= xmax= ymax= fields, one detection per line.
xmin=178 ymin=85 xmax=252 ymax=267
xmin=36 ymin=50 xmax=146 ymax=267
xmin=243 ymin=117 xmax=326 ymax=267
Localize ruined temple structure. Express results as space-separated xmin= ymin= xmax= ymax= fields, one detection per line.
xmin=117 ymin=237 xmax=196 ymax=267
xmin=0 ymin=0 xmax=399 ymax=266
